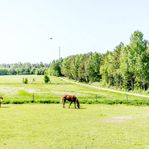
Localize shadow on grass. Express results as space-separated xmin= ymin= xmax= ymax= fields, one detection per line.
xmin=64 ymin=107 xmax=86 ymax=110
xmin=79 ymin=107 xmax=86 ymax=109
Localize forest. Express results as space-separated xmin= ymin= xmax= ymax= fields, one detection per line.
xmin=49 ymin=31 xmax=149 ymax=91
xmin=0 ymin=62 xmax=49 ymax=75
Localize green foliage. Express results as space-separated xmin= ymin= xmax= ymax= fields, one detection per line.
xmin=60 ymin=52 xmax=102 ymax=82
xmin=49 ymin=59 xmax=62 ymax=76
xmin=0 ymin=62 xmax=49 ymax=75
xmin=44 ymin=75 xmax=50 ymax=83
xmin=0 ymin=68 xmax=9 ymax=75
xmin=22 ymin=78 xmax=28 ymax=84
xmin=49 ymin=31 xmax=149 ymax=91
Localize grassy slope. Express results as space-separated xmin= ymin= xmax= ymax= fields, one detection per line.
xmin=0 ymin=75 xmax=148 ymax=105
xmin=0 ymin=104 xmax=149 ymax=149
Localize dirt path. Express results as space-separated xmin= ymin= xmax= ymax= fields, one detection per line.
xmin=60 ymin=77 xmax=149 ymax=99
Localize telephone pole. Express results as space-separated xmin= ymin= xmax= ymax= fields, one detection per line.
xmin=49 ymin=37 xmax=61 ymax=59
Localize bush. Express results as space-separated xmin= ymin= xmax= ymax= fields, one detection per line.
xmin=44 ymin=75 xmax=50 ymax=83
xmin=22 ymin=78 xmax=28 ymax=84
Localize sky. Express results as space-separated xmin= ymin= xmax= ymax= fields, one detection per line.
xmin=0 ymin=0 xmax=149 ymax=64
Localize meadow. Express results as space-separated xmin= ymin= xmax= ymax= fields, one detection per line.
xmin=0 ymin=75 xmax=148 ymax=105
xmin=0 ymin=104 xmax=149 ymax=149
xmin=0 ymin=75 xmax=149 ymax=148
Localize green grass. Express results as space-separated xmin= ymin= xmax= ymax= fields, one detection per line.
xmin=0 ymin=76 xmax=149 ymax=148
xmin=0 ymin=104 xmax=149 ymax=149
xmin=0 ymin=75 xmax=148 ymax=105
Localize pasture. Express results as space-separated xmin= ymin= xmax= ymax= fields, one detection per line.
xmin=0 ymin=104 xmax=149 ymax=148
xmin=0 ymin=75 xmax=149 ymax=148
xmin=0 ymin=75 xmax=148 ymax=105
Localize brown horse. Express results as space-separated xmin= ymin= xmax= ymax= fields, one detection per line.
xmin=62 ymin=95 xmax=80 ymax=109
xmin=0 ymin=96 xmax=3 ymax=108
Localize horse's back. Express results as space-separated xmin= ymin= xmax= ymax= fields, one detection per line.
xmin=62 ymin=94 xmax=76 ymax=101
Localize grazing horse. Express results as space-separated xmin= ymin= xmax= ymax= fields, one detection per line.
xmin=62 ymin=95 xmax=80 ymax=109
xmin=0 ymin=96 xmax=3 ymax=108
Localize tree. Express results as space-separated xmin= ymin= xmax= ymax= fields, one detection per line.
xmin=86 ymin=52 xmax=102 ymax=82
xmin=49 ymin=59 xmax=62 ymax=77
xmin=128 ymin=31 xmax=148 ymax=90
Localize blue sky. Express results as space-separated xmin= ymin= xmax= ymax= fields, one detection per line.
xmin=0 ymin=0 xmax=149 ymax=63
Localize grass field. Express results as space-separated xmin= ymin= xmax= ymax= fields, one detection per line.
xmin=0 ymin=75 xmax=148 ymax=105
xmin=0 ymin=104 xmax=149 ymax=149
xmin=0 ymin=75 xmax=149 ymax=148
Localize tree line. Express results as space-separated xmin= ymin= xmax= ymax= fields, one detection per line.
xmin=49 ymin=31 xmax=149 ymax=91
xmin=0 ymin=62 xmax=49 ymax=75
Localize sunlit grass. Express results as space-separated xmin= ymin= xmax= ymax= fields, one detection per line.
xmin=0 ymin=76 xmax=149 ymax=148
xmin=0 ymin=104 xmax=149 ymax=148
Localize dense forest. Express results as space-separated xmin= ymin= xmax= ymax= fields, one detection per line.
xmin=49 ymin=31 xmax=149 ymax=91
xmin=0 ymin=62 xmax=49 ymax=75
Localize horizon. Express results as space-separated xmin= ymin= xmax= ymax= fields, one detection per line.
xmin=0 ymin=0 xmax=149 ymax=64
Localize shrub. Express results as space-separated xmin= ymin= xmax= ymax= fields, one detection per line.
xmin=44 ymin=75 xmax=50 ymax=83
xmin=22 ymin=78 xmax=28 ymax=84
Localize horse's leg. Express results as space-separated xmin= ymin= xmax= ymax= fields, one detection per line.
xmin=74 ymin=101 xmax=76 ymax=109
xmin=69 ymin=101 xmax=72 ymax=108
xmin=62 ymin=99 xmax=66 ymax=108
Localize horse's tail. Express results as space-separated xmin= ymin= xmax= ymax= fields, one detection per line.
xmin=76 ymin=98 xmax=80 ymax=109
